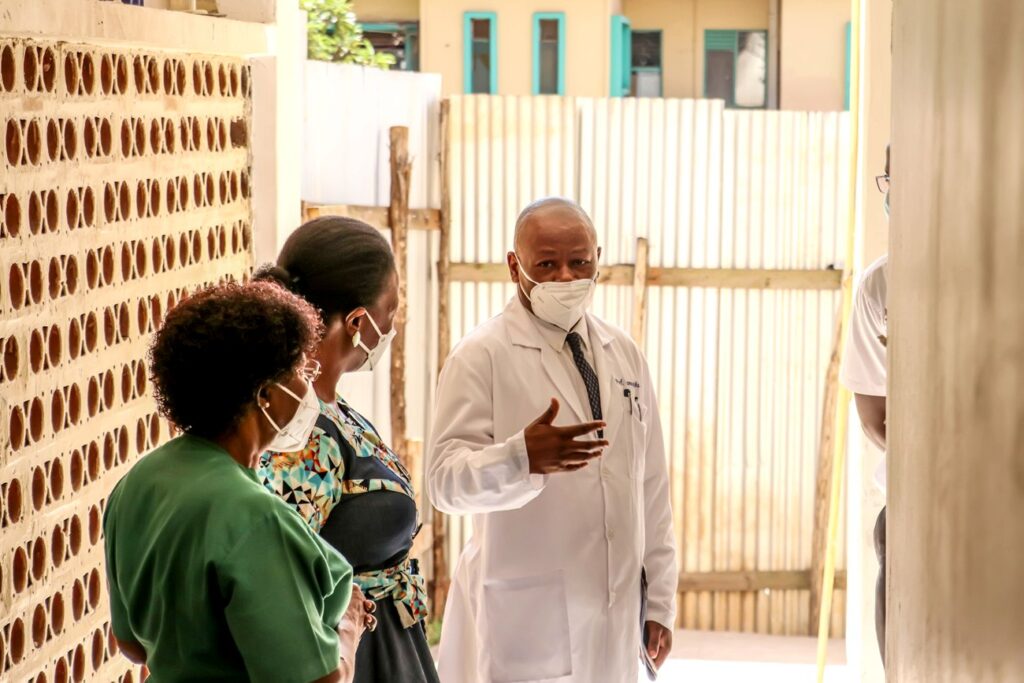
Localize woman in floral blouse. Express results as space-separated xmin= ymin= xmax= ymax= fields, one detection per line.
xmin=255 ymin=217 xmax=438 ymax=683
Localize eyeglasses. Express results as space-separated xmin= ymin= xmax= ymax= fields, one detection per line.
xmin=299 ymin=359 xmax=322 ymax=383
xmin=875 ymin=174 xmax=890 ymax=193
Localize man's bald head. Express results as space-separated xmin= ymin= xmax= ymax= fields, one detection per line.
xmin=507 ymin=197 xmax=601 ymax=298
xmin=513 ymin=198 xmax=598 ymax=253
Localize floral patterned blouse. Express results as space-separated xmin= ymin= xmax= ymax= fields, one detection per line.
xmin=257 ymin=396 xmax=428 ymax=628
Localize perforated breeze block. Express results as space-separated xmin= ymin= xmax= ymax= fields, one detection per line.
xmin=0 ymin=39 xmax=252 ymax=682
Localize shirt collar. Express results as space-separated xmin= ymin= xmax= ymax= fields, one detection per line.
xmin=526 ymin=306 xmax=590 ymax=353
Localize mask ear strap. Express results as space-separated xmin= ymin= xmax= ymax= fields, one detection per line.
xmin=345 ymin=307 xmax=368 ymax=347
xmin=257 ymin=388 xmax=283 ymax=432
xmin=513 ymin=253 xmax=537 ymax=286
xmin=274 ymin=382 xmax=303 ymax=402
xmin=256 ymin=385 xmax=271 ymax=409
xmin=363 ymin=311 xmax=384 ymax=337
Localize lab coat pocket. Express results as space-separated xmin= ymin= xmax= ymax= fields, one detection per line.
xmin=483 ymin=571 xmax=573 ymax=682
xmin=629 ymin=409 xmax=648 ymax=482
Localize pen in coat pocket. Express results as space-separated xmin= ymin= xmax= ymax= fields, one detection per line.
xmin=624 ymin=388 xmax=644 ymax=420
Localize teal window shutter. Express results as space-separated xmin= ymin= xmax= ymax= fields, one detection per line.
xmin=533 ymin=12 xmax=566 ymax=95
xmin=610 ymin=15 xmax=632 ymax=97
xmin=705 ymin=30 xmax=738 ymax=51
xmin=464 ymin=12 xmax=497 ymax=94
xmin=361 ymin=23 xmax=420 ymax=71
xmin=361 ymin=22 xmax=402 ymax=32
xmin=704 ymin=29 xmax=767 ymax=109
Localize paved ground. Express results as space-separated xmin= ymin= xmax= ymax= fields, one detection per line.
xmin=432 ymin=629 xmax=849 ymax=682
xmin=649 ymin=630 xmax=848 ymax=683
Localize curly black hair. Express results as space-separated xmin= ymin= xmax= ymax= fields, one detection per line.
xmin=149 ymin=281 xmax=324 ymax=438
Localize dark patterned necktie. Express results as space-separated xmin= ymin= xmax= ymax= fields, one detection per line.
xmin=566 ymin=332 xmax=603 ymax=430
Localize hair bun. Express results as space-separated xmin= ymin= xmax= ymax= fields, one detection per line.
xmin=253 ymin=264 xmax=297 ymax=291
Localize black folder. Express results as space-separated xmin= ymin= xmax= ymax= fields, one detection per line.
xmin=639 ymin=568 xmax=657 ymax=680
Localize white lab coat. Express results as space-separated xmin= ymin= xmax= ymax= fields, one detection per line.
xmin=427 ymin=297 xmax=677 ymax=683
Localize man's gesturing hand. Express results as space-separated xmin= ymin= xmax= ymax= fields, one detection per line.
xmin=524 ymin=398 xmax=608 ymax=474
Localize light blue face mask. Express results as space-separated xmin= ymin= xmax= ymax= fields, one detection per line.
xmin=883 ymin=190 xmax=890 ymax=218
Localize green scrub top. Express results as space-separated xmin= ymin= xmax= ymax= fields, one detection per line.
xmin=103 ymin=434 xmax=354 ymax=683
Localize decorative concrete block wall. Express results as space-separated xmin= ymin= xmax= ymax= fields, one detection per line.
xmin=0 ymin=37 xmax=252 ymax=682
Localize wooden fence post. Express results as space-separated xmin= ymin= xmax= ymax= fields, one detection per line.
xmin=631 ymin=237 xmax=649 ymax=347
xmin=809 ymin=311 xmax=844 ymax=634
xmin=430 ymin=101 xmax=452 ymax=616
xmin=388 ymin=126 xmax=411 ymax=469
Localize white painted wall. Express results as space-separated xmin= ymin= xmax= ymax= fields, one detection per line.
xmin=302 ymin=61 xmax=442 ymax=209
xmin=1 ymin=0 xmax=270 ymax=53
xmin=300 ymin=62 xmax=442 ymax=441
xmin=217 ymin=0 xmax=278 ymax=23
xmin=146 ymin=0 xmax=276 ymax=20
xmin=268 ymin=4 xmax=308 ymax=254
xmin=251 ymin=55 xmax=282 ymax=265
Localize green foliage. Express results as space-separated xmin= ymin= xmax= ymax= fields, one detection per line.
xmin=301 ymin=0 xmax=396 ymax=69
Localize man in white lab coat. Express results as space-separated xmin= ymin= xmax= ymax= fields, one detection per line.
xmin=843 ymin=145 xmax=890 ymax=664
xmin=427 ymin=198 xmax=678 ymax=683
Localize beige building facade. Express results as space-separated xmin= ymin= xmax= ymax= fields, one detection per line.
xmin=423 ymin=0 xmax=621 ymax=97
xmin=624 ymin=0 xmax=768 ymax=103
xmin=355 ymin=0 xmax=850 ymax=110
xmin=778 ymin=0 xmax=850 ymax=110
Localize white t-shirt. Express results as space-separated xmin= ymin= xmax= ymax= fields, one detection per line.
xmin=840 ymin=254 xmax=888 ymax=493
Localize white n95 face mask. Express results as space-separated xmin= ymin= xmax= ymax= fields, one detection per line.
xmin=354 ymin=312 xmax=396 ymax=372
xmin=261 ymin=380 xmax=320 ymax=453
xmin=516 ymin=255 xmax=597 ymax=332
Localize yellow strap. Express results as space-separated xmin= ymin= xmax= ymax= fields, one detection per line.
xmin=816 ymin=0 xmax=862 ymax=680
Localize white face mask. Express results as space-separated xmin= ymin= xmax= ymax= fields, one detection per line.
xmin=883 ymin=190 xmax=890 ymax=218
xmin=353 ymin=311 xmax=396 ymax=372
xmin=516 ymin=255 xmax=597 ymax=332
xmin=261 ymin=380 xmax=320 ymax=453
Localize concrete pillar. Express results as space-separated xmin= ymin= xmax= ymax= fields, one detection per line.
xmin=250 ymin=0 xmax=306 ymax=264
xmin=888 ymin=0 xmax=1024 ymax=679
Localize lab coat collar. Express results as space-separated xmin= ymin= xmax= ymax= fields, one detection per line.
xmin=530 ymin=311 xmax=591 ymax=354
xmin=504 ymin=296 xmax=613 ymax=351
xmin=504 ymin=297 xmax=619 ymax=437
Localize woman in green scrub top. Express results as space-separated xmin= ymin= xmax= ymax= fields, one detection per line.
xmin=102 ymin=282 xmax=376 ymax=683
